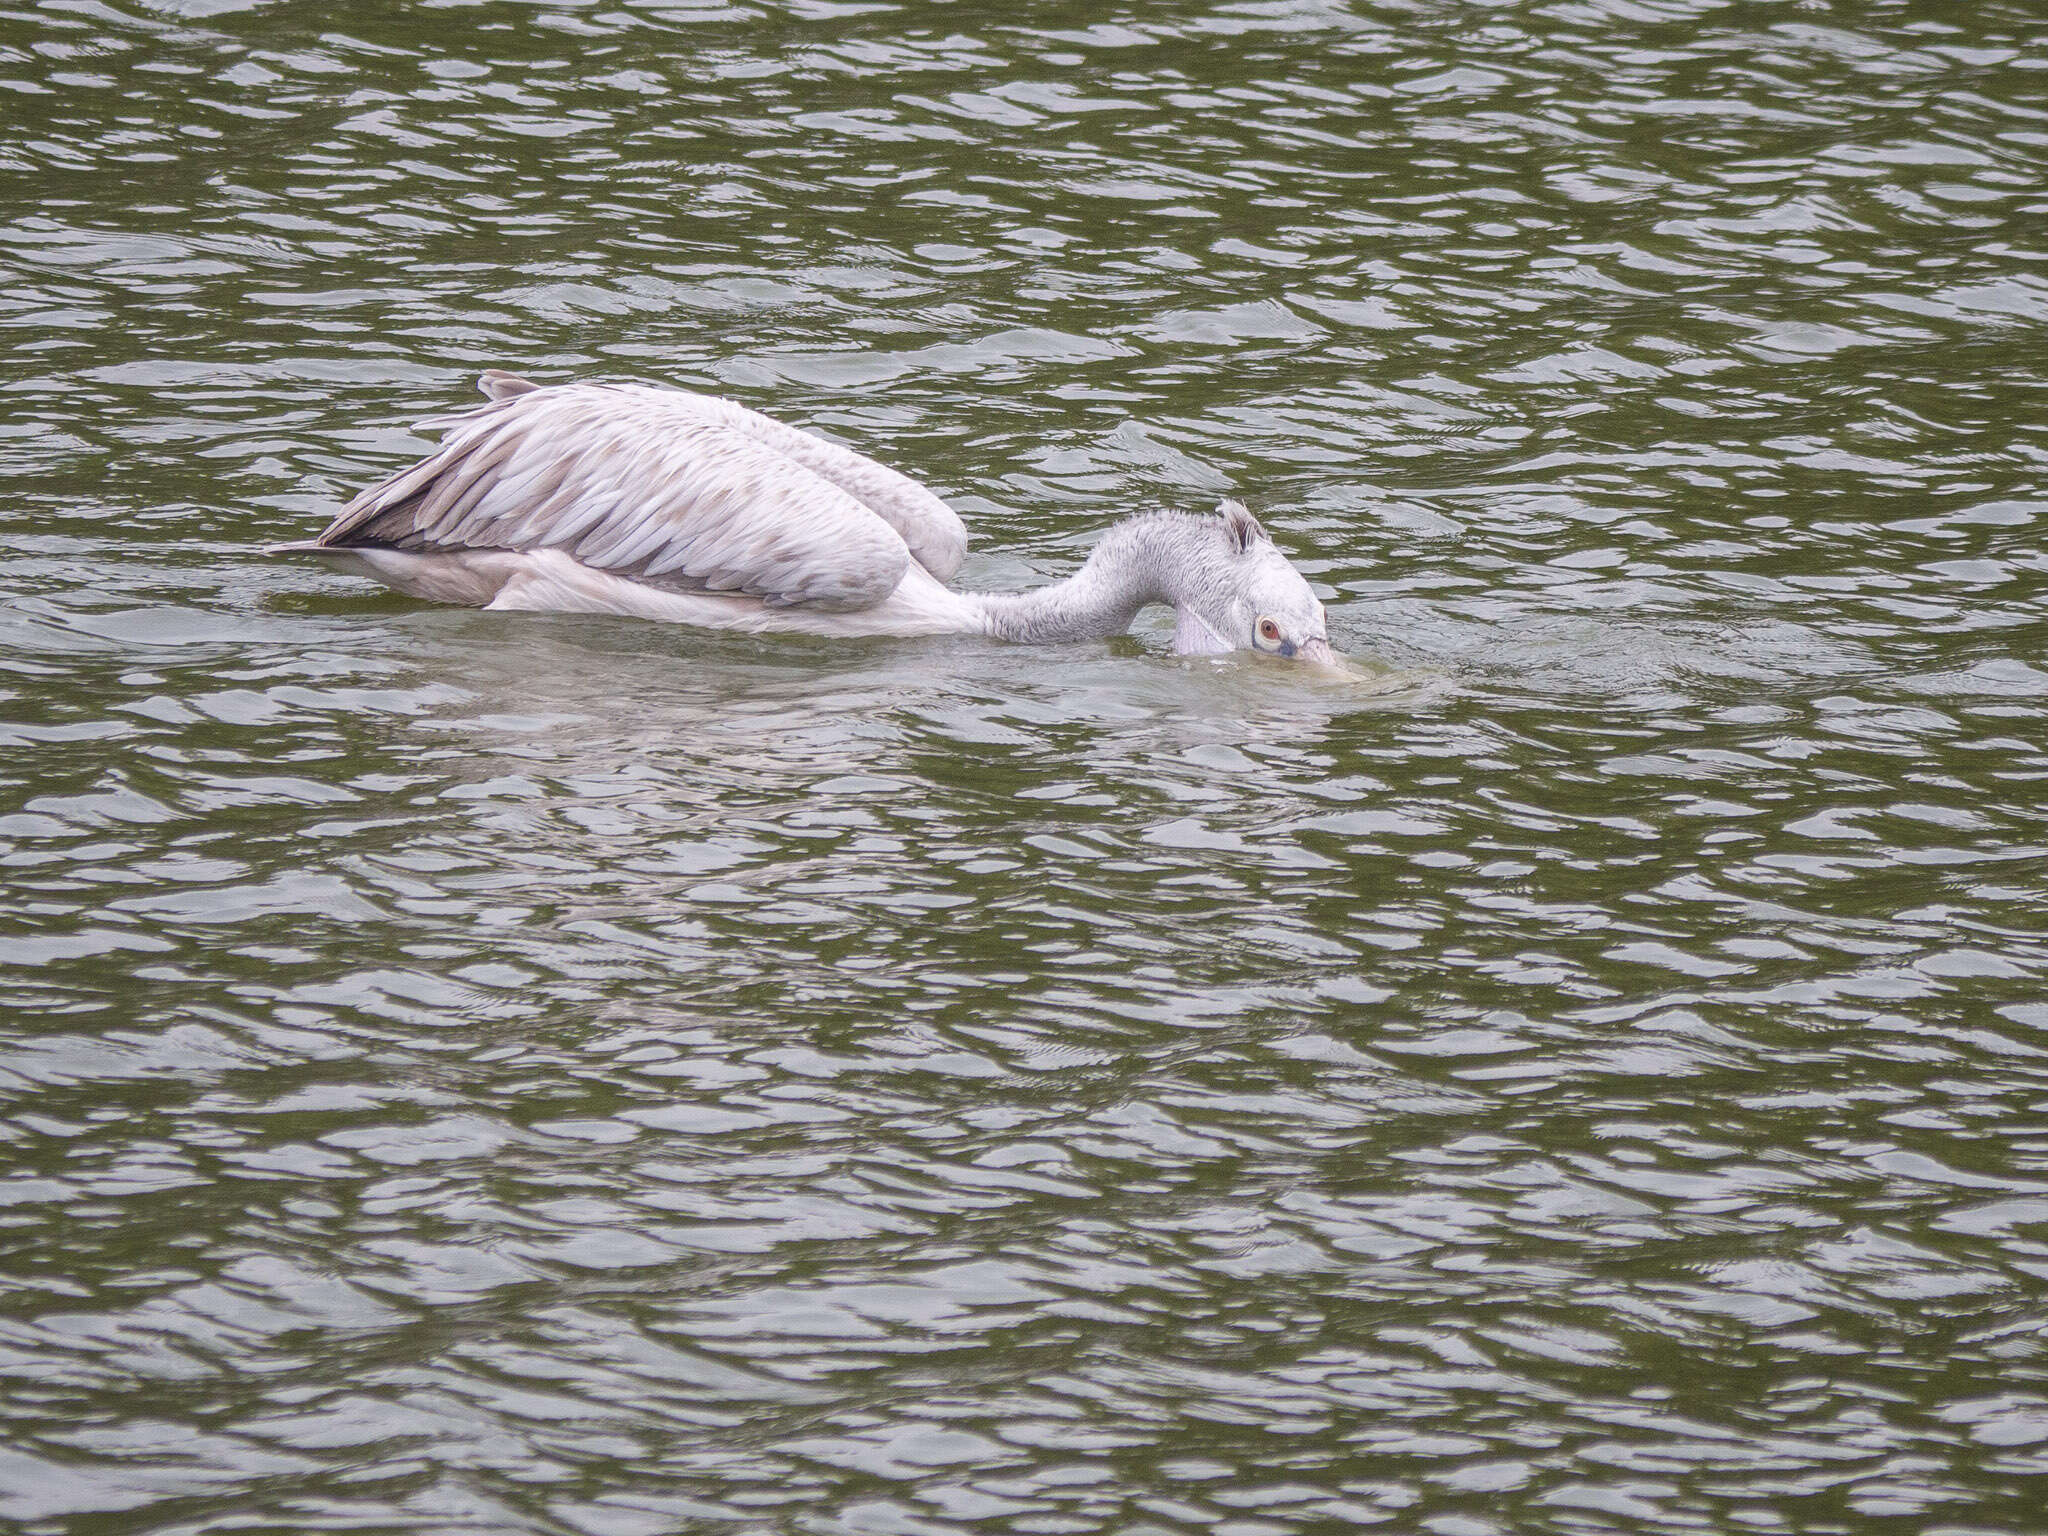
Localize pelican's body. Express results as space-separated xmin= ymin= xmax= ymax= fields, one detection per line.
xmin=272 ymin=372 xmax=1334 ymax=662
xmin=334 ymin=543 xmax=985 ymax=639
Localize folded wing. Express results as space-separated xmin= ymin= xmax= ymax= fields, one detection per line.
xmin=314 ymin=378 xmax=969 ymax=611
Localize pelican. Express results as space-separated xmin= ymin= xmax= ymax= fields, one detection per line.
xmin=270 ymin=371 xmax=1335 ymax=662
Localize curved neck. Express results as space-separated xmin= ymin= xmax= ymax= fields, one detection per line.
xmin=965 ymin=513 xmax=1218 ymax=644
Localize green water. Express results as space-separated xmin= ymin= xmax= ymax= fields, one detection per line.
xmin=4 ymin=1 xmax=2047 ymax=1531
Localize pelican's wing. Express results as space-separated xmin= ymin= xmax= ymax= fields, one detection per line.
xmin=667 ymin=387 xmax=968 ymax=583
xmin=314 ymin=380 xmax=961 ymax=609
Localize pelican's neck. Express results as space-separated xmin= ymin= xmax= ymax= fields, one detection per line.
xmin=965 ymin=513 xmax=1220 ymax=645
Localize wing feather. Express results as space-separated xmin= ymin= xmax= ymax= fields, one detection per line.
xmin=316 ymin=381 xmax=933 ymax=611
xmin=697 ymin=401 xmax=969 ymax=582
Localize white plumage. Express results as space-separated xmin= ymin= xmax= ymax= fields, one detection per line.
xmin=272 ymin=372 xmax=1335 ymax=663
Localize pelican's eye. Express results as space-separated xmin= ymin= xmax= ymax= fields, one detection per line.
xmin=1257 ymin=617 xmax=1282 ymax=645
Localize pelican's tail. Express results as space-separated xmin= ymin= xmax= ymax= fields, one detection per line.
xmin=478 ymin=369 xmax=540 ymax=400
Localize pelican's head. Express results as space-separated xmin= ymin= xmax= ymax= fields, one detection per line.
xmin=1172 ymin=501 xmax=1335 ymax=664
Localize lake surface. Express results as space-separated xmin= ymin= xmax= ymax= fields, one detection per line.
xmin=4 ymin=0 xmax=2047 ymax=1530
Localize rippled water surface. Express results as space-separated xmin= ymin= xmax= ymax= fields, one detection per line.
xmin=6 ymin=0 xmax=2048 ymax=1530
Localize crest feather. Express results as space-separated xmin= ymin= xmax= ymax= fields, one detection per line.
xmin=1218 ymin=499 xmax=1266 ymax=554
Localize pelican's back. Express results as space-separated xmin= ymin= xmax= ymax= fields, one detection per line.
xmin=304 ymin=375 xmax=968 ymax=612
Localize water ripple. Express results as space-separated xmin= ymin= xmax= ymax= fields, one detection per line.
xmin=5 ymin=0 xmax=2048 ymax=1531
